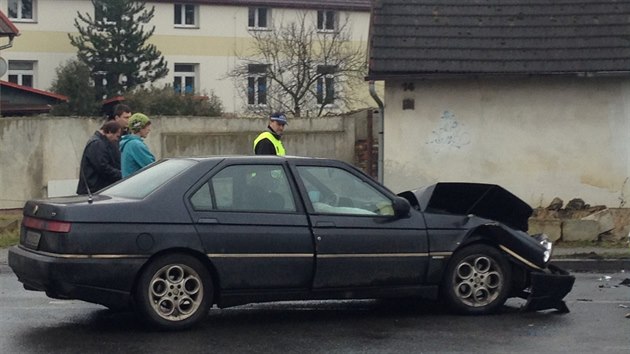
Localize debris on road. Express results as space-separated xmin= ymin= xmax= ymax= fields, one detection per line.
xmin=598 ymin=275 xmax=615 ymax=288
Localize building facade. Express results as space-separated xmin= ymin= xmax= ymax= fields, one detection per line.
xmin=367 ymin=0 xmax=630 ymax=207
xmin=0 ymin=0 xmax=373 ymax=114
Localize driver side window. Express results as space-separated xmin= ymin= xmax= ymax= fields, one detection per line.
xmin=296 ymin=166 xmax=394 ymax=216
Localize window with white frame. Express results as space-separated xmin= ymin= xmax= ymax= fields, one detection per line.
xmin=247 ymin=64 xmax=268 ymax=105
xmin=7 ymin=0 xmax=35 ymax=21
xmin=316 ymin=65 xmax=336 ymax=105
xmin=317 ymin=10 xmax=336 ymax=31
xmin=248 ymin=7 xmax=269 ymax=29
xmin=174 ymin=4 xmax=198 ymax=27
xmin=8 ymin=60 xmax=35 ymax=87
xmin=94 ymin=3 xmax=116 ymax=25
xmin=173 ymin=63 xmax=198 ymax=94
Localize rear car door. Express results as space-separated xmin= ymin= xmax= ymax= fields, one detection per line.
xmin=186 ymin=161 xmax=314 ymax=290
xmin=291 ymin=161 xmax=429 ymax=289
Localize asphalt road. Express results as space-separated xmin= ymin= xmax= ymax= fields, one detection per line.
xmin=1 ymin=267 xmax=629 ymax=354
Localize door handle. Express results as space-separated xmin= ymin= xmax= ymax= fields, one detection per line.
xmin=198 ymin=218 xmax=219 ymax=224
xmin=315 ymin=221 xmax=335 ymax=228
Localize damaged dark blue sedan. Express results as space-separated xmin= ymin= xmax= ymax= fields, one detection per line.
xmin=9 ymin=156 xmax=574 ymax=330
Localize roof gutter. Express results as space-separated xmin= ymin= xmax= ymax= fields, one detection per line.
xmin=369 ymin=80 xmax=384 ymax=183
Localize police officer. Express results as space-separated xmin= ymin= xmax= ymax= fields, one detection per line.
xmin=253 ymin=112 xmax=287 ymax=155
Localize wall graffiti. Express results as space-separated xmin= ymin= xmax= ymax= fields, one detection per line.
xmin=426 ymin=110 xmax=471 ymax=152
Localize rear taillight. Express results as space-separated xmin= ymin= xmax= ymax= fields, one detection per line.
xmin=23 ymin=216 xmax=71 ymax=233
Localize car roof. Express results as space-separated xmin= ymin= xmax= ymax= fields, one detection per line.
xmin=172 ymin=155 xmax=334 ymax=164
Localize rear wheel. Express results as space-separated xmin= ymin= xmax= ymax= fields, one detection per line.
xmin=135 ymin=253 xmax=213 ymax=330
xmin=442 ymin=244 xmax=511 ymax=315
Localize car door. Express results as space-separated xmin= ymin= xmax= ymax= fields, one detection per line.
xmin=292 ymin=162 xmax=429 ymax=289
xmin=187 ymin=161 xmax=314 ymax=290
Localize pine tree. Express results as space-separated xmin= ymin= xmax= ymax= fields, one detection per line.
xmin=69 ymin=0 xmax=168 ymax=100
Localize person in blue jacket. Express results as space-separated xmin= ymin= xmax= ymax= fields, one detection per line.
xmin=120 ymin=113 xmax=155 ymax=177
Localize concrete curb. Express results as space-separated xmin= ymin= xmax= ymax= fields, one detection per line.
xmin=0 ymin=247 xmax=10 ymax=275
xmin=551 ymin=259 xmax=630 ymax=273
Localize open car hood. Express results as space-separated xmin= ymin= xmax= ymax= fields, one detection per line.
xmin=399 ymin=182 xmax=533 ymax=232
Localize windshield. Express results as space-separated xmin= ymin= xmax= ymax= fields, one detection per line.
xmin=102 ymin=159 xmax=197 ymax=199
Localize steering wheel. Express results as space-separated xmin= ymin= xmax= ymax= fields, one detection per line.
xmin=323 ymin=193 xmax=339 ymax=206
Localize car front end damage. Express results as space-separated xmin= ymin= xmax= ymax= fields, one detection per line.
xmin=503 ymin=232 xmax=575 ymax=313
xmin=402 ymin=182 xmax=576 ymax=313
xmin=520 ymin=263 xmax=575 ymax=313
xmin=488 ymin=228 xmax=574 ymax=313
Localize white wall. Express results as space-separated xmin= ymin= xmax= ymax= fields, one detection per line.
xmin=0 ymin=113 xmax=371 ymax=209
xmin=383 ymin=76 xmax=630 ymax=208
xmin=5 ymin=0 xmax=88 ymax=31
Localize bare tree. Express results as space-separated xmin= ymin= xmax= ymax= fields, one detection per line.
xmin=229 ymin=12 xmax=367 ymax=117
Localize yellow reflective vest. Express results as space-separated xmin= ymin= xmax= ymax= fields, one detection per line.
xmin=253 ymin=131 xmax=286 ymax=156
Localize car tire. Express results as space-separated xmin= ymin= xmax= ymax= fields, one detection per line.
xmin=441 ymin=244 xmax=511 ymax=315
xmin=135 ymin=253 xmax=213 ymax=330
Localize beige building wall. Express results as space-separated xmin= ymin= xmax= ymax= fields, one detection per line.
xmin=1 ymin=0 xmax=87 ymax=88
xmin=382 ymin=76 xmax=630 ymax=208
xmin=0 ymin=1 xmax=373 ymax=114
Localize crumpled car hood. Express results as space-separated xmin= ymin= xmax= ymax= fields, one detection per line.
xmin=399 ymin=182 xmax=533 ymax=232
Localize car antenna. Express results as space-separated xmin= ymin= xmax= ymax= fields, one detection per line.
xmin=80 ymin=168 xmax=94 ymax=204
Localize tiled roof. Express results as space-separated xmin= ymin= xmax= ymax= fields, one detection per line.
xmin=0 ymin=81 xmax=68 ymax=116
xmin=0 ymin=11 xmax=19 ymax=38
xmin=150 ymin=0 xmax=371 ymax=11
xmin=1 ymin=81 xmax=68 ymax=101
xmin=367 ymin=0 xmax=630 ymax=79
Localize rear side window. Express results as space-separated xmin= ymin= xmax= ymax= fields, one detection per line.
xmin=190 ymin=164 xmax=296 ymax=213
xmin=103 ymin=159 xmax=196 ymax=199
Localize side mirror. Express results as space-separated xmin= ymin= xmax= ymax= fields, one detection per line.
xmin=392 ymin=196 xmax=411 ymax=218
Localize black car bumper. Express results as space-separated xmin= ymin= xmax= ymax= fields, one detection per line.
xmin=521 ymin=263 xmax=576 ymax=313
xmin=8 ymin=245 xmax=147 ymax=309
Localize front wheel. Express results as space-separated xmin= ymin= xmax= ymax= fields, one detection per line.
xmin=441 ymin=244 xmax=511 ymax=315
xmin=135 ymin=253 xmax=213 ymax=330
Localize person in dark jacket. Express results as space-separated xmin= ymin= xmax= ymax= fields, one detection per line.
xmin=253 ymin=112 xmax=287 ymax=155
xmin=76 ymin=121 xmax=123 ymax=195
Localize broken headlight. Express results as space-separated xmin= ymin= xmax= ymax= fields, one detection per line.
xmin=533 ymin=233 xmax=553 ymax=263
